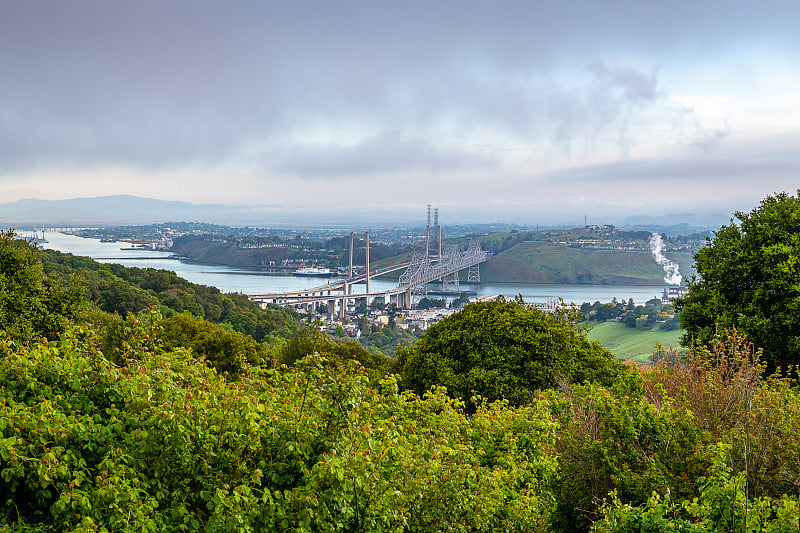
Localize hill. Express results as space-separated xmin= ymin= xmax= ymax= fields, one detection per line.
xmin=586 ymin=321 xmax=686 ymax=363
xmin=482 ymin=241 xmax=694 ymax=284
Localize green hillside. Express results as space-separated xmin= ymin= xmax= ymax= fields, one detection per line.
xmin=481 ymin=241 xmax=694 ymax=284
xmin=586 ymin=321 xmax=686 ymax=363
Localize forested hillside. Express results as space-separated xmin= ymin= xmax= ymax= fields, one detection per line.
xmin=39 ymin=249 xmax=300 ymax=344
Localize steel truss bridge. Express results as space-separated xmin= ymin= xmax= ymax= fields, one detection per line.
xmin=249 ymin=229 xmax=488 ymax=316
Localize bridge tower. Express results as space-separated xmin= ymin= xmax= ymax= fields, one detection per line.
xmin=467 ymin=263 xmax=481 ymax=283
xmin=425 ymin=204 xmax=441 ymax=260
xmin=467 ymin=239 xmax=482 ymax=283
xmin=345 ymin=232 xmax=370 ymax=317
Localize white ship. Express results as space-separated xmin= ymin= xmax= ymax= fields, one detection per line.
xmin=293 ymin=266 xmax=334 ymax=277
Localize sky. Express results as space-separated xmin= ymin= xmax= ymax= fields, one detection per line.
xmin=1 ymin=0 xmax=799 ymax=224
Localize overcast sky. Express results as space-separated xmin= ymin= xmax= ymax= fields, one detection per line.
xmin=2 ymin=0 xmax=799 ymax=224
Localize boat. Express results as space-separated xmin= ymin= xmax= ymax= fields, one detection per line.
xmin=293 ymin=266 xmax=335 ymax=277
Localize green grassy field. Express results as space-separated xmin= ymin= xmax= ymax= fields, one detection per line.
xmin=586 ymin=321 xmax=686 ymax=363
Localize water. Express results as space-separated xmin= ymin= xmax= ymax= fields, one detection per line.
xmin=37 ymin=231 xmax=668 ymax=305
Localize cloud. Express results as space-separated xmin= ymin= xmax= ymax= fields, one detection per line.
xmin=543 ymin=131 xmax=800 ymax=187
xmin=691 ymin=123 xmax=732 ymax=152
xmin=1 ymin=0 xmax=799 ymax=218
xmin=589 ymin=60 xmax=658 ymax=104
xmin=266 ymin=132 xmax=497 ymax=178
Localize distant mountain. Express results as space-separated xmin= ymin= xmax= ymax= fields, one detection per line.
xmin=0 ymin=195 xmax=287 ymax=226
xmin=0 ymin=195 xmax=438 ymax=227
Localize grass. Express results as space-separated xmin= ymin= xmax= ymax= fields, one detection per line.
xmin=586 ymin=321 xmax=686 ymax=363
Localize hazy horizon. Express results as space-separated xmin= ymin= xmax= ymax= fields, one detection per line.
xmin=0 ymin=194 xmax=735 ymax=228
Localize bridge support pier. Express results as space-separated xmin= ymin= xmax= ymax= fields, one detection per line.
xmin=388 ymin=289 xmax=412 ymax=309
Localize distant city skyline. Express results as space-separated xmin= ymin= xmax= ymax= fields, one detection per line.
xmin=1 ymin=1 xmax=798 ymax=223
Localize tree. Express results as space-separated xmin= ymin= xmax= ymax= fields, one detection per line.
xmin=278 ymin=328 xmax=393 ymax=381
xmin=385 ymin=303 xmax=399 ymax=328
xmin=450 ymin=292 xmax=472 ymax=308
xmin=160 ymin=313 xmax=268 ymax=375
xmin=0 ymin=230 xmax=85 ymax=342
xmin=677 ymin=191 xmax=800 ymax=373
xmin=395 ymin=300 xmax=625 ymax=406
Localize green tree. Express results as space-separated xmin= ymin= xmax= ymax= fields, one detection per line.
xmin=395 ymin=300 xmax=625 ymax=406
xmin=677 ymin=191 xmax=800 ymax=373
xmin=385 ymin=303 xmax=399 ymax=328
xmin=0 ymin=230 xmax=85 ymax=342
xmin=160 ymin=313 xmax=268 ymax=375
xmin=279 ymin=328 xmax=393 ymax=381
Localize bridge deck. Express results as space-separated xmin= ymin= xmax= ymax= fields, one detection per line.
xmin=249 ymin=261 xmax=410 ymax=298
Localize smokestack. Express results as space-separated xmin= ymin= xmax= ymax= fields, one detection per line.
xmin=649 ymin=233 xmax=682 ymax=285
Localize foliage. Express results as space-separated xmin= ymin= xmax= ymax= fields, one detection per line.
xmin=645 ymin=329 xmax=800 ymax=500
xmin=160 ymin=313 xmax=269 ymax=376
xmin=450 ymin=292 xmax=472 ymax=308
xmin=581 ymin=299 xmax=677 ymax=332
xmin=593 ymin=443 xmax=800 ymax=532
xmin=0 ymin=322 xmax=558 ymax=531
xmin=415 ymin=297 xmax=446 ymax=310
xmin=547 ymin=377 xmax=707 ymax=532
xmin=0 ymin=231 xmax=86 ymax=343
xmin=581 ymin=301 xmax=627 ymax=322
xmin=278 ymin=329 xmax=393 ymax=382
xmin=395 ymin=300 xmax=626 ymax=406
xmin=677 ymin=190 xmax=800 ymax=373
xmin=360 ymin=323 xmax=417 ymax=356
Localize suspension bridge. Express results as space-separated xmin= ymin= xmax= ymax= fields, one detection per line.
xmin=249 ymin=208 xmax=488 ymax=316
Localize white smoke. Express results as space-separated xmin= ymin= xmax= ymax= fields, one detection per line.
xmin=649 ymin=232 xmax=683 ymax=285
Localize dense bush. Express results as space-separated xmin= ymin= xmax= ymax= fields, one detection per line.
xmin=0 ymin=324 xmax=558 ymax=531
xmin=3 ymin=319 xmax=799 ymax=532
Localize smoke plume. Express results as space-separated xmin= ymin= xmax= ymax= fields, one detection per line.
xmin=649 ymin=232 xmax=683 ymax=285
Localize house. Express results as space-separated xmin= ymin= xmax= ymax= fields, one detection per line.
xmin=662 ymin=286 xmax=689 ymax=304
